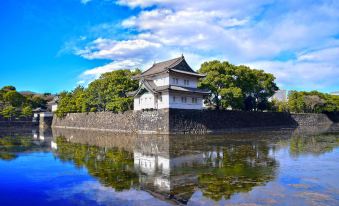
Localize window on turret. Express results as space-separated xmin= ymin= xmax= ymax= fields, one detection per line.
xmin=184 ymin=79 xmax=189 ymax=86
xmin=172 ymin=78 xmax=178 ymax=84
xmin=181 ymin=96 xmax=187 ymax=103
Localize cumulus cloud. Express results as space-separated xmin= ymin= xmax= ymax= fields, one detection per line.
xmin=80 ymin=59 xmax=143 ymax=85
xmin=48 ymin=181 xmax=171 ymax=206
xmin=75 ymin=0 xmax=339 ymax=91
xmin=76 ymin=38 xmax=162 ymax=60
xmin=245 ymin=47 xmax=339 ymax=91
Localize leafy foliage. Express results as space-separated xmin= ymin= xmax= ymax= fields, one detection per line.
xmin=56 ymin=69 xmax=140 ymax=117
xmin=55 ymin=136 xmax=138 ymax=191
xmin=198 ymin=60 xmax=278 ymax=110
xmin=1 ymin=106 xmax=18 ymax=119
xmin=21 ymin=106 xmax=33 ymax=117
xmin=0 ymin=86 xmax=49 ymax=119
xmin=272 ymin=90 xmax=339 ymax=113
xmin=197 ymin=144 xmax=276 ymax=201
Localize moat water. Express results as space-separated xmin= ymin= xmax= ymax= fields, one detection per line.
xmin=0 ymin=125 xmax=339 ymax=206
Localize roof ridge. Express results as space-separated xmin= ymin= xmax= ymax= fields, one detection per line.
xmin=140 ymin=56 xmax=183 ymax=75
xmin=156 ymin=56 xmax=183 ymax=66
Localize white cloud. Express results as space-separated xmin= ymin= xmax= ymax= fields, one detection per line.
xmin=74 ymin=0 xmax=339 ymax=91
xmin=245 ymin=47 xmax=339 ymax=91
xmin=48 ymin=181 xmax=171 ymax=206
xmin=79 ymin=59 xmax=143 ymax=85
xmin=76 ymin=38 xmax=162 ymax=60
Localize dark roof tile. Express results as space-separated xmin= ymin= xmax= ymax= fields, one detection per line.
xmin=139 ymin=56 xmax=197 ymax=77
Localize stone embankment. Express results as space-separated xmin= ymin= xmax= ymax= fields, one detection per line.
xmin=52 ymin=109 xmax=337 ymax=134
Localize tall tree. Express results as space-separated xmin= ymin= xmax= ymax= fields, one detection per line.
xmin=198 ymin=60 xmax=278 ymax=110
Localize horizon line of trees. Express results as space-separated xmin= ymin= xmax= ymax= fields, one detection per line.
xmin=273 ymin=90 xmax=339 ymax=113
xmin=0 ymin=86 xmax=50 ymax=119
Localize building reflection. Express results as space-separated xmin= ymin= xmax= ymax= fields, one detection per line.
xmin=51 ymin=129 xmax=295 ymax=203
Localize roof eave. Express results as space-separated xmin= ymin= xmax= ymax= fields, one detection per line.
xmin=169 ymin=69 xmax=206 ymax=77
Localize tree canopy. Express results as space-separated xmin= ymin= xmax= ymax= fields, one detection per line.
xmin=0 ymin=86 xmax=49 ymax=119
xmin=56 ymin=69 xmax=141 ymax=117
xmin=272 ymin=90 xmax=339 ymax=113
xmin=198 ymin=60 xmax=278 ymax=111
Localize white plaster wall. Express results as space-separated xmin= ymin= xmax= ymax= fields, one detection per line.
xmin=153 ymin=74 xmax=170 ymax=86
xmin=134 ymin=97 xmax=141 ymax=110
xmin=52 ymin=104 xmax=58 ymax=112
xmin=157 ymin=92 xmax=170 ymax=109
xmin=169 ymin=73 xmax=198 ymax=88
xmin=134 ymin=92 xmax=156 ymax=110
xmin=168 ymin=92 xmax=204 ymax=110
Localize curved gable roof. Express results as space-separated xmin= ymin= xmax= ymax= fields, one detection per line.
xmin=139 ymin=56 xmax=197 ymax=77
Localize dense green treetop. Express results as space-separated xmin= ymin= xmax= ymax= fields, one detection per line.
xmin=198 ymin=60 xmax=278 ymax=111
xmin=56 ymin=69 xmax=141 ymax=117
xmin=273 ymin=90 xmax=339 ymax=113
xmin=0 ymin=86 xmax=49 ymax=119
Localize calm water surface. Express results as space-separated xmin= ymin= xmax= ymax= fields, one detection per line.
xmin=0 ymin=125 xmax=339 ymax=206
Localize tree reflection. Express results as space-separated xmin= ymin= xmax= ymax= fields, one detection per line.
xmin=54 ymin=137 xmax=139 ymax=191
xmin=0 ymin=135 xmax=36 ymax=161
xmin=197 ymin=144 xmax=277 ymax=201
xmin=289 ymin=133 xmax=339 ymax=156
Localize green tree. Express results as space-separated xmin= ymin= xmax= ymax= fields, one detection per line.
xmin=21 ymin=106 xmax=33 ymax=117
xmin=198 ymin=60 xmax=237 ymax=109
xmin=1 ymin=106 xmax=18 ymax=119
xmin=219 ymin=87 xmax=243 ymax=109
xmin=56 ymin=69 xmax=140 ymax=117
xmin=3 ymin=90 xmax=25 ymax=107
xmin=86 ymin=69 xmax=140 ymax=112
xmin=285 ymin=90 xmax=339 ymax=113
xmin=1 ymin=85 xmax=16 ymax=92
xmin=198 ymin=60 xmax=278 ymax=110
xmin=30 ymin=95 xmax=47 ymax=109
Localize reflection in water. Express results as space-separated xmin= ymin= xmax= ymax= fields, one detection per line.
xmin=51 ymin=129 xmax=287 ymax=203
xmin=54 ymin=137 xmax=138 ymax=191
xmin=0 ymin=128 xmax=51 ymax=161
xmin=289 ymin=133 xmax=339 ymax=156
xmin=0 ymin=125 xmax=338 ymax=205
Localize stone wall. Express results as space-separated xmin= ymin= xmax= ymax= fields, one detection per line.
xmin=52 ymin=110 xmax=169 ymax=134
xmin=0 ymin=116 xmax=37 ymax=127
xmin=168 ymin=109 xmax=298 ymax=133
xmin=52 ymin=109 xmax=335 ymax=134
xmin=291 ymin=113 xmax=333 ymax=126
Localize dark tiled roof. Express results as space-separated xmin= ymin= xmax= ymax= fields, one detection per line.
xmin=139 ymin=56 xmax=198 ymax=77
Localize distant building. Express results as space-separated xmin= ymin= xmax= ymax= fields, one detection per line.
xmin=130 ymin=56 xmax=210 ymax=110
xmin=48 ymin=96 xmax=59 ymax=112
xmin=272 ymin=90 xmax=288 ymax=102
xmin=330 ymin=91 xmax=339 ymax=96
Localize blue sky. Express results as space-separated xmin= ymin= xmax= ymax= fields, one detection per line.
xmin=0 ymin=0 xmax=338 ymax=93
